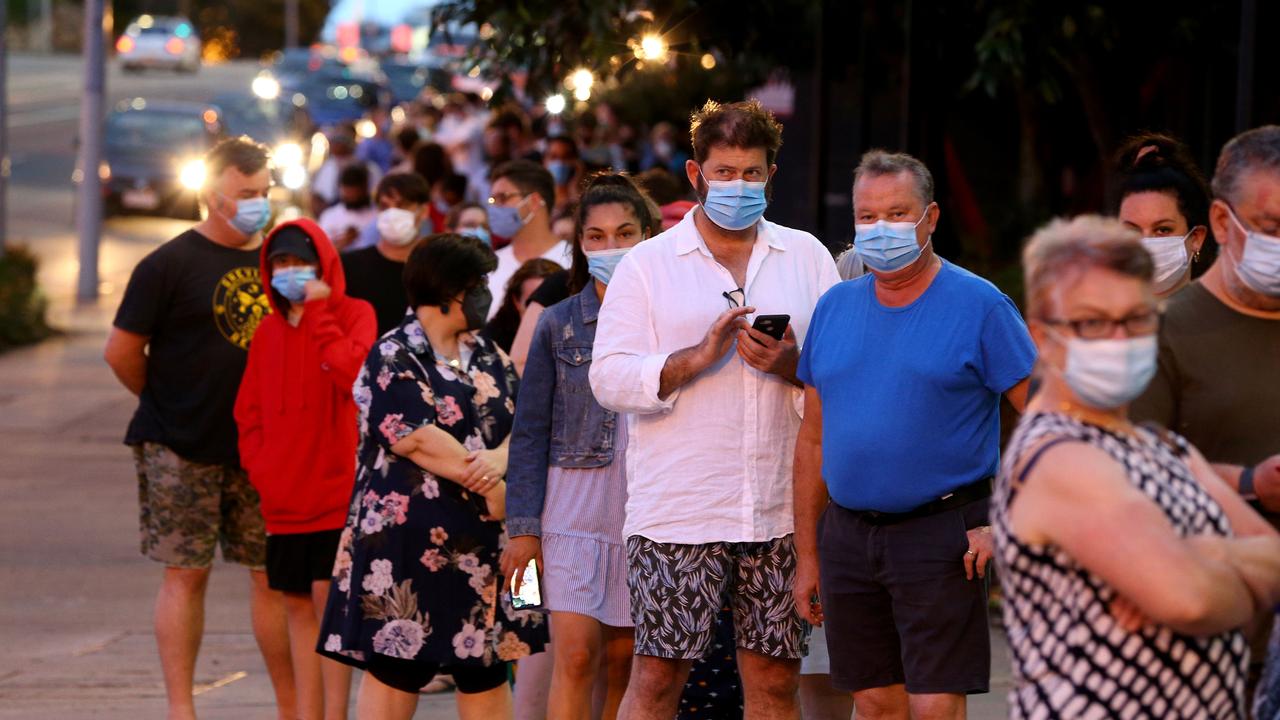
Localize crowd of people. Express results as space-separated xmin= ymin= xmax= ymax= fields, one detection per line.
xmin=101 ymin=83 xmax=1280 ymax=720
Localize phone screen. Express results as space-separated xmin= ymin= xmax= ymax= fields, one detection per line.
xmin=510 ymin=559 xmax=542 ymax=610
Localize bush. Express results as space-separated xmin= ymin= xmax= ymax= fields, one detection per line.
xmin=0 ymin=246 xmax=53 ymax=351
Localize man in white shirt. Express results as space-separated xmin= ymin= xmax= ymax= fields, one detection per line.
xmin=590 ymin=99 xmax=840 ymax=719
xmin=484 ymin=160 xmax=571 ymax=318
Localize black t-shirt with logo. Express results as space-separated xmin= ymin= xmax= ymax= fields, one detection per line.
xmin=341 ymin=245 xmax=408 ymax=337
xmin=114 ymin=229 xmax=268 ymax=465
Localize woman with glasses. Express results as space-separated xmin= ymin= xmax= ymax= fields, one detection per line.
xmin=500 ymin=174 xmax=658 ymax=719
xmin=995 ymin=215 xmax=1280 ymax=719
xmin=317 ymin=233 xmax=548 ymax=719
xmin=1114 ymin=132 xmax=1212 ymax=299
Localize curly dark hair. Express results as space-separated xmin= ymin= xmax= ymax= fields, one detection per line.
xmin=403 ymin=233 xmax=498 ymax=309
xmin=689 ymin=98 xmax=784 ymax=167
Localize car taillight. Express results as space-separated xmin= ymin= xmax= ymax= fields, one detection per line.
xmin=165 ymin=37 xmax=184 ymax=55
xmin=116 ymin=36 xmax=135 ymax=53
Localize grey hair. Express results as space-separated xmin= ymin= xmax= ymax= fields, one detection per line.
xmin=852 ymin=149 xmax=934 ymax=206
xmin=1022 ymin=215 xmax=1151 ymax=319
xmin=1211 ymin=125 xmax=1280 ymax=204
xmin=834 ymin=246 xmax=867 ymax=280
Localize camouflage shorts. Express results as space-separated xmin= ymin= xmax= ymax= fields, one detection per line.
xmin=133 ymin=442 xmax=267 ymax=569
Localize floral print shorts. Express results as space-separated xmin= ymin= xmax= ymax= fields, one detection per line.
xmin=133 ymin=442 xmax=267 ymax=569
xmin=627 ymin=534 xmax=809 ymax=661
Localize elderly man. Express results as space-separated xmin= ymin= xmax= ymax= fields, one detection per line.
xmin=1130 ymin=125 xmax=1280 ymax=715
xmin=591 ymin=99 xmax=839 ymax=719
xmin=792 ymin=150 xmax=1035 ymax=719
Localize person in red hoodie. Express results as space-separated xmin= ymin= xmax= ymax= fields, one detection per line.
xmin=235 ymin=219 xmax=376 ymax=720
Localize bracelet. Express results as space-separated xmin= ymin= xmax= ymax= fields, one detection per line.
xmin=1240 ymin=465 xmax=1258 ymax=501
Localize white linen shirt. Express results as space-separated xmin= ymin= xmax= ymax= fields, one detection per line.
xmin=590 ymin=209 xmax=839 ymax=544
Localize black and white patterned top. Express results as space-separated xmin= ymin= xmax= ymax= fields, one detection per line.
xmin=994 ymin=412 xmax=1248 ymax=719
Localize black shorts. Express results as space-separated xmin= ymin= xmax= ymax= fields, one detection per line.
xmin=365 ymin=653 xmax=509 ymax=695
xmin=265 ymin=529 xmax=342 ymax=594
xmin=818 ymin=501 xmax=990 ymax=695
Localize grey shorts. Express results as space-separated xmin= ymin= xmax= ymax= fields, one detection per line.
xmin=626 ymin=534 xmax=809 ymax=661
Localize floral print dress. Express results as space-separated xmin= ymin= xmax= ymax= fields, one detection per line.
xmin=317 ymin=314 xmax=548 ymax=670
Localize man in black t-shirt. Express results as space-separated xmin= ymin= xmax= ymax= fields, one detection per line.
xmin=341 ymin=172 xmax=432 ymax=335
xmin=104 ymin=137 xmax=297 ymax=720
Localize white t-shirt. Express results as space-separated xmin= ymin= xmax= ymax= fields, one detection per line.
xmin=485 ymin=239 xmax=572 ymax=319
xmin=316 ymin=203 xmax=377 ymax=248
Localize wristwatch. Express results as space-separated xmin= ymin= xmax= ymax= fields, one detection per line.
xmin=1239 ymin=465 xmax=1260 ymax=506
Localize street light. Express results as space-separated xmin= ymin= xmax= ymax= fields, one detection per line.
xmin=700 ymin=53 xmax=717 ymax=70
xmin=544 ymin=94 xmax=567 ymax=115
xmin=635 ymin=33 xmax=668 ymax=62
xmin=569 ymin=68 xmax=594 ymax=92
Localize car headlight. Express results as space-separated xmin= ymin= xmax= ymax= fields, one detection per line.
xmin=252 ymin=74 xmax=281 ymax=100
xmin=274 ymin=142 xmax=303 ymax=168
xmin=281 ymin=165 xmax=307 ymax=190
xmin=179 ymin=159 xmax=206 ymax=190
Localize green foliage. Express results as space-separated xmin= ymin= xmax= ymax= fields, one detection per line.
xmin=0 ymin=246 xmax=53 ymax=352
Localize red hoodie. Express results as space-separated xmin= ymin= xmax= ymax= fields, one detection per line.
xmin=235 ymin=219 xmax=377 ymax=534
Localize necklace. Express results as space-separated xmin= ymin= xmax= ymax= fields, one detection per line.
xmin=1054 ymin=401 xmax=1135 ymax=436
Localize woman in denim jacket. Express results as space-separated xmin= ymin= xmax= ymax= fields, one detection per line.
xmin=501 ymin=174 xmax=657 ymax=719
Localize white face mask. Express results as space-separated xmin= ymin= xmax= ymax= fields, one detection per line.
xmin=1227 ymin=206 xmax=1280 ymax=297
xmin=1140 ymin=232 xmax=1191 ymax=294
xmin=377 ymin=207 xmax=418 ymax=247
xmin=1049 ymin=330 xmax=1158 ymax=409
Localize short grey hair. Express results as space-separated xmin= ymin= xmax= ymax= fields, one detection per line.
xmin=1022 ymin=215 xmax=1151 ymax=319
xmin=1211 ymin=125 xmax=1280 ymax=204
xmin=852 ymin=150 xmax=934 ymax=206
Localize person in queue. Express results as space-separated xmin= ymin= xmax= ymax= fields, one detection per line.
xmin=1113 ymin=132 xmax=1211 ymax=299
xmin=485 ymin=160 xmax=572 ymax=316
xmin=545 ymin=135 xmax=584 ymax=213
xmin=793 ymin=150 xmax=1036 ymax=719
xmin=317 ymin=164 xmax=377 ymax=251
xmin=1126 ymin=125 xmax=1280 ymax=716
xmin=996 ymin=214 xmax=1280 ymax=718
xmin=234 ymin=220 xmax=376 ymax=720
xmin=448 ymin=201 xmax=493 ymax=246
xmin=317 ymin=233 xmax=548 ymax=718
xmin=104 ymin=136 xmax=298 ymax=720
xmin=590 ymin=99 xmax=839 ymax=719
xmin=341 ymin=173 xmax=432 ymax=336
xmin=501 ymin=174 xmax=659 ymax=719
xmin=482 ymin=258 xmax=562 ymax=354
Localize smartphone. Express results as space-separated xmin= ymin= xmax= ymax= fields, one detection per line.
xmin=751 ymin=314 xmax=790 ymax=341
xmin=510 ymin=559 xmax=542 ymax=610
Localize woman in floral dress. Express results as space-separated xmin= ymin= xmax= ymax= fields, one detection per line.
xmin=318 ymin=233 xmax=548 ymax=718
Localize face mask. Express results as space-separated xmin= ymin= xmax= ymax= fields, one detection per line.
xmin=546 ymin=160 xmax=574 ymax=187
xmin=458 ymin=226 xmax=492 ymax=247
xmin=1049 ymin=330 xmax=1158 ymax=409
xmin=222 ymin=195 xmax=271 ymax=236
xmin=488 ymin=197 xmax=530 ymax=238
xmin=434 ymin=198 xmax=452 ymax=215
xmin=854 ymin=207 xmax=932 ymax=273
xmin=454 ymin=285 xmax=492 ymax=331
xmin=270 ymin=266 xmax=316 ymax=303
xmin=654 ymin=140 xmax=674 ymax=159
xmin=377 ymin=207 xmax=419 ymax=247
xmin=1140 ymin=232 xmax=1191 ymax=294
xmin=342 ymin=196 xmax=370 ymax=211
xmin=698 ymin=169 xmax=767 ymax=231
xmin=1227 ymin=207 xmax=1280 ymax=297
xmin=585 ymin=247 xmax=632 ymax=285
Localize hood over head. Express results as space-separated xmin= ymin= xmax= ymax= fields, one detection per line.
xmin=261 ymin=218 xmax=347 ymax=313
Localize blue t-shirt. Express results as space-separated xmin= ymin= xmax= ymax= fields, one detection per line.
xmin=797 ymin=260 xmax=1036 ymax=513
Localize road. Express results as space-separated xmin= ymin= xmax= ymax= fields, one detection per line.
xmin=0 ymin=53 xmax=1012 ymax=718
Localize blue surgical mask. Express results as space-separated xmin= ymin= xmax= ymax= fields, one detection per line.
xmin=585 ymin=247 xmax=632 ymax=285
xmin=458 ymin=226 xmax=492 ymax=246
xmin=271 ymin=266 xmax=316 ymax=303
xmin=1227 ymin=206 xmax=1280 ymax=297
xmin=1050 ymin=330 xmax=1158 ymax=409
xmin=488 ymin=198 xmax=529 ymax=239
xmin=547 ymin=160 xmax=574 ymax=187
xmin=854 ymin=206 xmax=932 ymax=272
xmin=698 ymin=169 xmax=767 ymax=231
xmin=223 ymin=195 xmax=271 ymax=236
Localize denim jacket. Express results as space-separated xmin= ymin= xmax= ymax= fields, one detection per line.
xmin=507 ymin=287 xmax=618 ymax=537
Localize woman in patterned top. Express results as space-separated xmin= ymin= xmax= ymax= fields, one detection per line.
xmin=317 ymin=233 xmax=548 ymax=718
xmin=996 ymin=215 xmax=1280 ymax=719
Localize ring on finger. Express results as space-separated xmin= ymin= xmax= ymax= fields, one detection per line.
xmin=965 ymin=550 xmax=977 ymax=556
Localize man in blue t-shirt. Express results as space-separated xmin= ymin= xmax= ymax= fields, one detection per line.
xmin=792 ymin=150 xmax=1035 ymax=717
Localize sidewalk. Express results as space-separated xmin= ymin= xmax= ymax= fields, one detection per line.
xmin=0 ymin=217 xmax=1012 ymax=718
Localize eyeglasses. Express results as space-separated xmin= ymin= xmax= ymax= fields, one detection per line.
xmin=488 ymin=191 xmax=529 ymax=206
xmin=723 ymin=287 xmax=746 ymax=309
xmin=1040 ymin=311 xmax=1160 ymax=340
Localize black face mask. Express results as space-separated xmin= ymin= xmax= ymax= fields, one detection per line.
xmin=342 ymin=197 xmax=370 ymax=210
xmin=445 ymin=285 xmax=492 ymax=331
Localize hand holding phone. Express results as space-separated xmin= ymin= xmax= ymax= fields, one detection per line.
xmin=510 ymin=558 xmax=542 ymax=610
xmin=751 ymin=314 xmax=790 ymax=342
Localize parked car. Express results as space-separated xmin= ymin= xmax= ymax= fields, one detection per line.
xmin=116 ymin=15 xmax=201 ymax=73
xmin=100 ymin=99 xmax=223 ymax=219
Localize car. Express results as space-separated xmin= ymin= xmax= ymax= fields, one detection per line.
xmin=116 ymin=15 xmax=201 ymax=73
xmin=293 ymin=71 xmax=388 ymax=127
xmin=212 ymin=91 xmax=317 ymax=204
xmin=380 ymin=58 xmax=452 ymax=105
xmin=101 ymin=99 xmax=223 ymax=219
